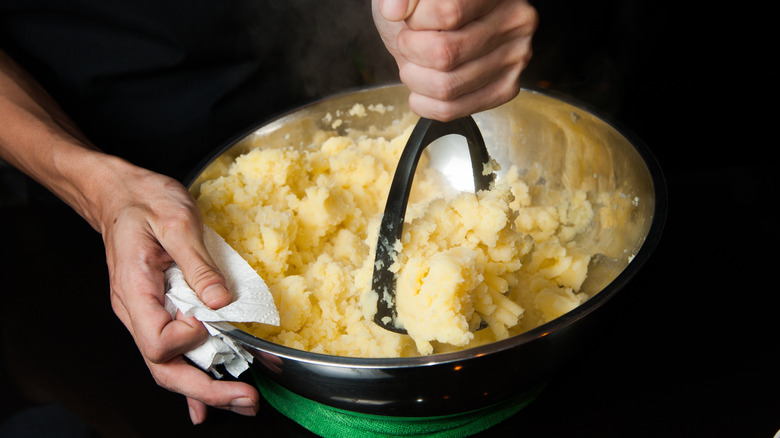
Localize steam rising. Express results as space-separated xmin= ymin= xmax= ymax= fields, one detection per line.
xmin=237 ymin=0 xmax=398 ymax=100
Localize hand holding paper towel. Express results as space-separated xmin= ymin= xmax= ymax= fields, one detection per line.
xmin=164 ymin=225 xmax=279 ymax=378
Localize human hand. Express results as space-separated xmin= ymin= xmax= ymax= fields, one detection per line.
xmin=372 ymin=0 xmax=538 ymax=121
xmin=98 ymin=159 xmax=260 ymax=425
xmin=2 ymin=48 xmax=258 ymax=425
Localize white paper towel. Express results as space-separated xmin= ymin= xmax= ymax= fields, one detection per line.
xmin=164 ymin=225 xmax=279 ymax=378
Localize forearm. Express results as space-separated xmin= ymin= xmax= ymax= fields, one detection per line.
xmin=0 ymin=49 xmax=127 ymax=230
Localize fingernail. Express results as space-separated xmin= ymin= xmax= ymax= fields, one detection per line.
xmin=189 ymin=406 xmax=201 ymax=425
xmin=230 ymin=397 xmax=258 ymax=416
xmin=202 ymin=284 xmax=229 ymax=308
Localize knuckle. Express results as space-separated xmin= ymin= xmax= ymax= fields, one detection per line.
xmin=410 ymin=97 xmax=459 ymax=123
xmin=429 ymin=38 xmax=461 ymax=71
xmin=400 ymin=68 xmax=457 ymax=102
xmin=144 ymin=343 xmax=171 ymax=364
xmin=525 ymin=4 xmax=540 ymax=31
xmin=433 ymin=105 xmax=461 ymax=122
xmin=155 ymin=173 xmax=190 ymax=195
xmin=188 ymin=263 xmax=223 ymax=290
xmin=486 ymin=75 xmax=522 ymax=109
xmin=157 ymin=208 xmax=200 ymax=240
xmin=429 ymin=74 xmax=461 ymax=101
xmin=511 ymin=1 xmax=539 ymax=35
xmin=496 ymin=81 xmax=521 ymax=106
xmin=197 ymin=392 xmax=222 ymax=408
xmin=431 ymin=0 xmax=465 ymax=30
xmin=519 ymin=44 xmax=533 ymax=66
xmin=148 ymin=366 xmax=173 ymax=390
xmin=109 ymin=290 xmax=123 ymax=314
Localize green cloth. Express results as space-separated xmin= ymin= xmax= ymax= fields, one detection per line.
xmin=253 ymin=368 xmax=546 ymax=438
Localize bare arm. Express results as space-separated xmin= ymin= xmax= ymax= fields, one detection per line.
xmin=0 ymin=49 xmax=258 ymax=424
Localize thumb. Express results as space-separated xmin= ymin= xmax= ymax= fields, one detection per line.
xmin=164 ymin=224 xmax=232 ymax=310
xmin=379 ymin=0 xmax=419 ymax=21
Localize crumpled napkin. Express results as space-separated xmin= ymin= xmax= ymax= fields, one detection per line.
xmin=164 ymin=225 xmax=279 ymax=378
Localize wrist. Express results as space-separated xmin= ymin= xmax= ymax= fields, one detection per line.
xmin=61 ymin=150 xmax=131 ymax=231
xmin=23 ymin=139 xmax=129 ymax=231
xmin=76 ymin=153 xmax=153 ymax=234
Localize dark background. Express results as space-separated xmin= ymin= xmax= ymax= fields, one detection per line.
xmin=1 ymin=1 xmax=776 ymax=437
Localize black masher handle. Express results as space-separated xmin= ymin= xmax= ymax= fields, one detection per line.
xmin=372 ymin=116 xmax=495 ymax=333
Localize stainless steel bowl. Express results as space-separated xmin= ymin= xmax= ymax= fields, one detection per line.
xmin=187 ymin=84 xmax=667 ymax=417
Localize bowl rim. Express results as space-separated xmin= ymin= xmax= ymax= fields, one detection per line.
xmin=192 ymin=83 xmax=669 ymax=370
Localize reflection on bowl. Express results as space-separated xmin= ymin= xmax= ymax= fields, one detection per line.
xmin=189 ymin=84 xmax=666 ymax=417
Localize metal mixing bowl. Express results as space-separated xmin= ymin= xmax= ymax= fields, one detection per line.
xmin=187 ymin=84 xmax=667 ymax=417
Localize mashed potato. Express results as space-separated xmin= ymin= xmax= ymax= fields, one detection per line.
xmin=197 ymin=117 xmax=596 ymax=357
